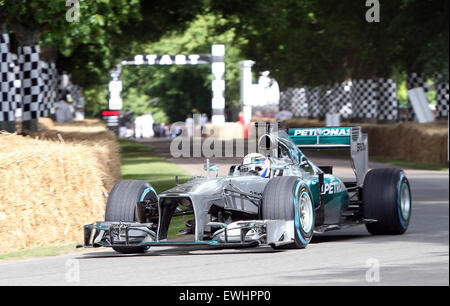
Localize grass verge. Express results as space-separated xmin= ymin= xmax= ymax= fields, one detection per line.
xmin=0 ymin=244 xmax=80 ymax=261
xmin=119 ymin=139 xmax=192 ymax=193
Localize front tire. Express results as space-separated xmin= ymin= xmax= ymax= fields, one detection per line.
xmin=262 ymin=176 xmax=314 ymax=249
xmin=362 ymin=168 xmax=412 ymax=235
xmin=105 ymin=180 xmax=157 ymax=254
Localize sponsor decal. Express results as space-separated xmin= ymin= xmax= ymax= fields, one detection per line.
xmin=356 ymin=142 xmax=367 ymax=152
xmin=321 ymin=181 xmax=345 ymax=194
xmin=293 ymin=128 xmax=350 ymax=137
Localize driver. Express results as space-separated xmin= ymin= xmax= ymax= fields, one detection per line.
xmin=241 ymin=153 xmax=271 ymax=178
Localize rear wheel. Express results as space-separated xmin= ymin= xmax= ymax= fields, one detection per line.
xmin=362 ymin=168 xmax=411 ymax=235
xmin=262 ymin=176 xmax=314 ymax=249
xmin=105 ymin=180 xmax=157 ymax=253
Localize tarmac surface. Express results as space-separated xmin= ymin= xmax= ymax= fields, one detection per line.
xmin=0 ymin=137 xmax=448 ymax=286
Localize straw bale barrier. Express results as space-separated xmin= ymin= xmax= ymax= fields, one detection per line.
xmin=283 ymin=118 xmax=448 ymax=166
xmin=0 ymin=118 xmax=121 ymax=253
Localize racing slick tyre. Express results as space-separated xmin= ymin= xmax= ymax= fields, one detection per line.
xmin=362 ymin=168 xmax=412 ymax=235
xmin=262 ymin=176 xmax=314 ymax=249
xmin=105 ymin=180 xmax=157 ymax=254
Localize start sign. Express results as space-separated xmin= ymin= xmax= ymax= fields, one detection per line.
xmin=112 ymin=44 xmax=226 ymax=125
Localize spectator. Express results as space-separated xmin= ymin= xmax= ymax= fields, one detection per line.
xmin=134 ymin=115 xmax=143 ymax=138
xmin=55 ymin=96 xmax=73 ymax=123
xmin=160 ymin=122 xmax=168 ymax=137
xmin=201 ymin=113 xmax=208 ymax=136
xmin=74 ymin=108 xmax=84 ymax=121
xmin=185 ymin=114 xmax=194 ymax=138
xmin=239 ymin=112 xmax=249 ymax=139
xmin=141 ymin=112 xmax=154 ymax=138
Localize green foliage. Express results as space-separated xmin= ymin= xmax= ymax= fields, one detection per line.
xmin=122 ymin=88 xmax=168 ymax=123
xmin=2 ymin=0 xmax=448 ymax=120
xmin=119 ymin=139 xmax=191 ymax=194
xmin=209 ymin=0 xmax=449 ymax=86
xmin=83 ymin=85 xmax=108 ymax=117
xmin=2 ymin=0 xmax=204 ymax=89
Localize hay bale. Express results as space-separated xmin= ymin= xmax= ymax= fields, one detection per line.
xmin=0 ymin=119 xmax=121 ymax=253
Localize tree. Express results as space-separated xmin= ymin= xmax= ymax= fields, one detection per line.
xmin=208 ymin=0 xmax=449 ymax=87
xmin=1 ymin=0 xmax=206 ymax=122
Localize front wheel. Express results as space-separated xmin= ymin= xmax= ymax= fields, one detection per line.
xmin=262 ymin=176 xmax=315 ymax=249
xmin=362 ymin=168 xmax=412 ymax=235
xmin=105 ymin=180 xmax=158 ymax=254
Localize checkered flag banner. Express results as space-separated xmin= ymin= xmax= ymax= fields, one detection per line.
xmin=434 ymin=74 xmax=449 ymax=119
xmin=305 ymin=87 xmax=320 ymax=118
xmin=324 ymin=83 xmax=342 ymax=114
xmin=0 ymin=33 xmax=15 ymax=123
xmin=40 ymin=61 xmax=50 ymax=117
xmin=435 ymin=82 xmax=449 ymax=118
xmin=377 ymin=78 xmax=398 ymax=121
xmin=280 ymin=87 xmax=309 ymax=117
xmin=18 ymin=45 xmax=42 ymax=121
xmin=38 ymin=61 xmax=59 ymax=117
xmin=279 ymin=90 xmax=289 ymax=110
xmin=47 ymin=63 xmax=57 ymax=115
xmin=11 ymin=54 xmax=21 ymax=113
xmin=351 ymin=79 xmax=378 ymax=119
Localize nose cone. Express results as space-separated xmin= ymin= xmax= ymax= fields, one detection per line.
xmin=160 ymin=177 xmax=224 ymax=196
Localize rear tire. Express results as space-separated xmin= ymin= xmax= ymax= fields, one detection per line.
xmin=105 ymin=180 xmax=157 ymax=254
xmin=362 ymin=168 xmax=411 ymax=235
xmin=262 ymin=176 xmax=314 ymax=249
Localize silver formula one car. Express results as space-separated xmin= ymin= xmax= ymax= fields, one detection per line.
xmin=81 ymin=123 xmax=412 ymax=253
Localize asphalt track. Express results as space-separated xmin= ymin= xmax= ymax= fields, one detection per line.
xmin=0 ymin=138 xmax=448 ymax=286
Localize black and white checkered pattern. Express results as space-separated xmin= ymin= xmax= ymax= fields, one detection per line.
xmin=280 ymin=87 xmax=308 ymax=117
xmin=322 ymin=85 xmax=333 ymax=114
xmin=279 ymin=90 xmax=289 ymax=110
xmin=324 ymin=83 xmax=343 ymax=114
xmin=0 ymin=33 xmax=15 ymax=123
xmin=18 ymin=45 xmax=42 ymax=121
xmin=40 ymin=61 xmax=50 ymax=117
xmin=279 ymin=78 xmax=405 ymax=122
xmin=306 ymin=87 xmax=320 ymax=118
xmin=377 ymin=78 xmax=398 ymax=121
xmin=69 ymin=84 xmax=85 ymax=110
xmin=307 ymin=86 xmax=324 ymax=118
xmin=10 ymin=54 xmax=21 ymax=113
xmin=48 ymin=63 xmax=57 ymax=115
xmin=435 ymin=81 xmax=449 ymax=118
xmin=351 ymin=79 xmax=378 ymax=119
xmin=38 ymin=61 xmax=59 ymax=117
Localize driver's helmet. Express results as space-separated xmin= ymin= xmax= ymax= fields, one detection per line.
xmin=241 ymin=153 xmax=271 ymax=178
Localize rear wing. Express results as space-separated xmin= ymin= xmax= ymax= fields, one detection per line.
xmin=288 ymin=127 xmax=368 ymax=186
